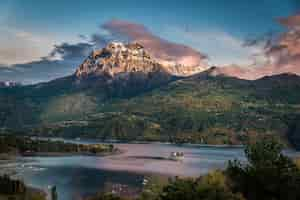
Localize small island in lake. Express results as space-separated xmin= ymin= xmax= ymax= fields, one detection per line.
xmin=0 ymin=135 xmax=117 ymax=158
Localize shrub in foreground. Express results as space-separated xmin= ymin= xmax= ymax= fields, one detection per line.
xmin=227 ymin=138 xmax=300 ymax=200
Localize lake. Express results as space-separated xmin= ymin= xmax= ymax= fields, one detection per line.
xmin=3 ymin=141 xmax=300 ymax=200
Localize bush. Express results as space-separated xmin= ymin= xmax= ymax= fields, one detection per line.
xmin=226 ymin=138 xmax=300 ymax=200
xmin=159 ymin=172 xmax=244 ymax=200
xmin=196 ymin=171 xmax=245 ymax=200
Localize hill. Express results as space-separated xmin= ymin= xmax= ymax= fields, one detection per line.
xmin=0 ymin=43 xmax=300 ymax=148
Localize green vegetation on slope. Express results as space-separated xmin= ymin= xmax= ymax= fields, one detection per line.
xmin=41 ymin=93 xmax=98 ymax=122
xmin=42 ymin=73 xmax=298 ymax=146
xmin=1 ymin=72 xmax=300 ymax=147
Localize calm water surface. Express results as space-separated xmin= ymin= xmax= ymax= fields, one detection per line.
xmin=3 ymin=141 xmax=300 ymax=200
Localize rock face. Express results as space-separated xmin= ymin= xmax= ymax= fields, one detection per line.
xmin=73 ymin=42 xmax=176 ymax=97
xmin=75 ymin=42 xmax=207 ymax=79
xmin=75 ymin=42 xmax=165 ymax=78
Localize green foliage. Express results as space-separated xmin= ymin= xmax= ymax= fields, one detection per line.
xmin=1 ymin=72 xmax=300 ymax=146
xmin=294 ymin=158 xmax=300 ymax=169
xmin=0 ymin=135 xmax=115 ymax=154
xmin=41 ymin=93 xmax=98 ymax=122
xmin=25 ymin=189 xmax=46 ymax=200
xmin=138 ymin=175 xmax=169 ymax=200
xmin=159 ymin=178 xmax=197 ymax=200
xmin=0 ymin=175 xmax=26 ymax=195
xmin=86 ymin=193 xmax=128 ymax=200
xmin=158 ymin=171 xmax=244 ymax=200
xmin=195 ymin=171 xmax=245 ymax=200
xmin=244 ymin=138 xmax=285 ymax=167
xmin=0 ymin=175 xmax=46 ymax=200
xmin=226 ymin=138 xmax=300 ymax=200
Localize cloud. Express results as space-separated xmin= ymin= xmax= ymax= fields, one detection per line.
xmin=0 ymin=39 xmax=95 ymax=84
xmin=9 ymin=16 xmax=300 ymax=83
xmin=217 ymin=13 xmax=300 ymax=80
xmin=0 ymin=60 xmax=77 ymax=84
xmin=102 ymin=19 xmax=207 ymax=67
xmin=0 ymin=24 xmax=111 ymax=84
xmin=48 ymin=42 xmax=93 ymax=60
xmin=0 ymin=28 xmax=55 ymax=65
xmin=165 ymin=27 xmax=265 ymax=66
xmin=0 ymin=30 xmax=100 ymax=84
xmin=278 ymin=14 xmax=300 ymax=30
xmin=264 ymin=15 xmax=300 ymax=67
xmin=89 ymin=33 xmax=110 ymax=48
xmin=0 ymin=19 xmax=209 ymax=84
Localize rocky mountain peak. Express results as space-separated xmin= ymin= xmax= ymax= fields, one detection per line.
xmin=75 ymin=42 xmax=161 ymax=78
xmin=75 ymin=41 xmax=208 ymax=79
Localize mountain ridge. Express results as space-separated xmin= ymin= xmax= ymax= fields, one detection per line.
xmin=0 ymin=43 xmax=300 ymax=148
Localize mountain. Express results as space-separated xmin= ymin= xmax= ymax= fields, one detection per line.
xmin=75 ymin=42 xmax=206 ymax=78
xmin=0 ymin=42 xmax=300 ymax=148
xmin=75 ymin=42 xmax=167 ymax=78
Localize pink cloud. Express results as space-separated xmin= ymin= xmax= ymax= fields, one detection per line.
xmin=278 ymin=14 xmax=300 ymax=30
xmin=102 ymin=20 xmax=207 ymax=67
xmin=216 ymin=13 xmax=300 ymax=80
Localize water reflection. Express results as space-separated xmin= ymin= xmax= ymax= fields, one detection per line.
xmin=4 ymin=141 xmax=300 ymax=200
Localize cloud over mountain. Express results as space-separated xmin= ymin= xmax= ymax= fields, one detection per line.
xmin=48 ymin=42 xmax=93 ymax=60
xmin=0 ymin=41 xmax=94 ymax=84
xmin=0 ymin=19 xmax=209 ymax=84
xmin=102 ymin=20 xmax=208 ymax=67
xmin=2 ymin=15 xmax=300 ymax=83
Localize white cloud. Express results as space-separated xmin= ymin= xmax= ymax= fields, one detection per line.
xmin=161 ymin=27 xmax=265 ymax=67
xmin=0 ymin=28 xmax=56 ymax=65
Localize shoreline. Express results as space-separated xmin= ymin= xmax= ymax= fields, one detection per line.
xmin=20 ymin=148 xmax=123 ymax=157
xmin=33 ymin=136 xmax=245 ymax=148
xmin=36 ymin=137 xmax=300 ymax=151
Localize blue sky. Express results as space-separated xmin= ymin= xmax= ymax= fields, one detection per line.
xmin=4 ymin=0 xmax=298 ymax=36
xmin=0 ymin=0 xmax=299 ymax=83
xmin=5 ymin=0 xmax=299 ymax=35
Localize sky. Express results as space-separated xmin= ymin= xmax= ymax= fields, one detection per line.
xmin=0 ymin=0 xmax=300 ymax=84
